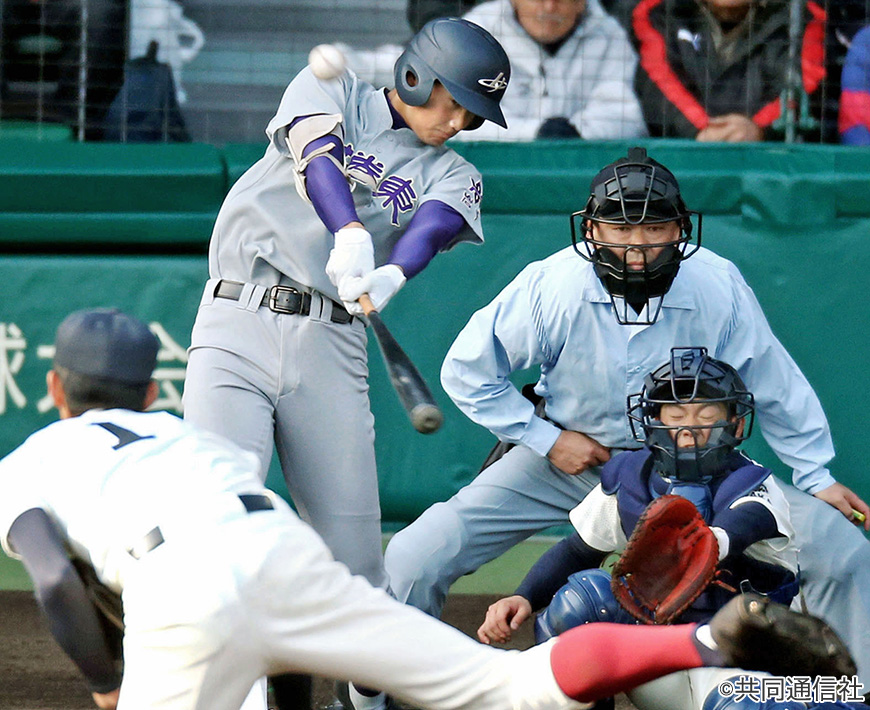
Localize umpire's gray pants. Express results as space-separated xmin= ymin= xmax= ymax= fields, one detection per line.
xmin=384 ymin=445 xmax=600 ymax=619
xmin=183 ymin=281 xmax=387 ymax=588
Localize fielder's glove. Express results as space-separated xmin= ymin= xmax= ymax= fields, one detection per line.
xmin=611 ymin=494 xmax=719 ymax=624
xmin=71 ymin=557 xmax=125 ymax=662
xmin=326 ymin=226 xmax=375 ymax=295
xmin=340 ymin=264 xmax=407 ymax=315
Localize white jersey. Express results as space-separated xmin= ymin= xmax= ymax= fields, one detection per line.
xmin=454 ymin=0 xmax=648 ymax=141
xmin=0 ymin=410 xmax=586 ymax=710
xmin=209 ymin=67 xmax=485 ymax=299
xmin=0 ymin=409 xmax=278 ymax=593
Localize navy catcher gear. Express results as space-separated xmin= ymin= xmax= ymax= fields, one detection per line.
xmin=394 ymin=18 xmax=510 ymax=130
xmin=627 ymin=347 xmax=755 ymax=483
xmin=534 ymin=569 xmax=635 ymax=643
xmin=570 ymin=147 xmax=701 ymax=324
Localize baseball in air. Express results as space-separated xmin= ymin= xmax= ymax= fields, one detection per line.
xmin=309 ymin=44 xmax=347 ymax=80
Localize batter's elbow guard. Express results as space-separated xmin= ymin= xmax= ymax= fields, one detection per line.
xmin=534 ymin=568 xmax=636 ymax=644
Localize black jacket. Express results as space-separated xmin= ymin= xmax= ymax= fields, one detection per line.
xmin=631 ymin=0 xmax=830 ymax=141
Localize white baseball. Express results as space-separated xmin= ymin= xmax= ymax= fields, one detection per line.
xmin=308 ymin=44 xmax=347 ymax=80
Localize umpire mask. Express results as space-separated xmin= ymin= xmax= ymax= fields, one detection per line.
xmin=570 ymin=147 xmax=700 ymax=325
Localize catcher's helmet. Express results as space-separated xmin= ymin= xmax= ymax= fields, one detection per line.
xmin=627 ymin=347 xmax=755 ymax=482
xmin=570 ymin=147 xmax=701 ymax=324
xmin=394 ymin=18 xmax=510 ymax=130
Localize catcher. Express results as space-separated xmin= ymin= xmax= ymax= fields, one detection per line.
xmin=478 ymin=347 xmax=859 ymax=710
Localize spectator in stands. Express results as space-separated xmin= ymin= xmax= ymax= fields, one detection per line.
xmin=453 ymin=0 xmax=647 ymax=141
xmin=631 ymin=0 xmax=830 ymax=142
xmin=840 ymin=24 xmax=870 ymax=145
xmin=344 ymin=0 xmax=646 ymax=142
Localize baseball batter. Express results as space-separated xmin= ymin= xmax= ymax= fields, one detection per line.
xmin=181 ymin=21 xmax=510 ymax=707
xmin=2 ymin=308 xmax=844 ymax=710
xmin=182 ymin=16 xmax=508 ymax=589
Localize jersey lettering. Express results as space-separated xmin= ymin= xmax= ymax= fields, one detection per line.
xmin=94 ymin=422 xmax=156 ymax=450
xmin=372 ymin=175 xmax=417 ymax=226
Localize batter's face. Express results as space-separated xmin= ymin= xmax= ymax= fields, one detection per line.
xmin=512 ymin=0 xmax=586 ymax=44
xmin=395 ymin=82 xmax=476 ymax=147
xmin=660 ymin=401 xmax=730 ymax=448
xmin=591 ymin=221 xmax=681 ymax=270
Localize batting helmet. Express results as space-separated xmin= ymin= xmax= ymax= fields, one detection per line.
xmin=394 ymin=18 xmax=510 ymax=130
xmin=570 ymin=147 xmax=701 ymax=324
xmin=627 ymin=347 xmax=755 ymax=483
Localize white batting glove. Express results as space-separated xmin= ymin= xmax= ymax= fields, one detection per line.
xmin=326 ymin=226 xmax=375 ymax=294
xmin=340 ymin=264 xmax=407 ymax=315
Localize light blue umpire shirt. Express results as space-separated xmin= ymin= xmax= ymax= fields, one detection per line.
xmin=441 ymin=245 xmax=836 ymax=494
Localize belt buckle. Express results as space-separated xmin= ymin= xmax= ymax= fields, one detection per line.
xmin=268 ymin=285 xmax=302 ymax=315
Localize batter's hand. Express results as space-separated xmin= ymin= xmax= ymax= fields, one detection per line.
xmin=340 ymin=263 xmax=407 ymax=315
xmin=477 ymin=595 xmax=532 ymax=645
xmin=814 ymin=482 xmax=870 ymax=531
xmin=326 ymin=224 xmax=375 ymax=294
xmin=547 ymin=430 xmax=610 ymax=475
xmin=92 ymin=688 xmax=120 ymax=709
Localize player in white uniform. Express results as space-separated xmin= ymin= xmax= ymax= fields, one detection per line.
xmin=384 ymin=147 xmax=870 ymax=686
xmin=3 ymin=308 xmax=847 ymax=710
xmin=181 ymin=18 xmax=511 ymax=709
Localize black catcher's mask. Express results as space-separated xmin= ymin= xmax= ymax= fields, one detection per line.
xmin=570 ymin=147 xmax=701 ymax=324
xmin=627 ymin=347 xmax=755 ymax=483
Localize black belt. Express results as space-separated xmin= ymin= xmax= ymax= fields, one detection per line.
xmin=127 ymin=493 xmax=275 ymax=560
xmin=214 ymin=280 xmax=354 ymax=325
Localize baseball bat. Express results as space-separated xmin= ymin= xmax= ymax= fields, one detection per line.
xmin=359 ymin=294 xmax=444 ymax=434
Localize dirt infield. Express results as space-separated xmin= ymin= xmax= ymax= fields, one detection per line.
xmin=0 ymin=591 xmax=539 ymax=709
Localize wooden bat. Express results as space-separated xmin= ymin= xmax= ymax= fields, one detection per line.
xmin=359 ymin=294 xmax=443 ymax=434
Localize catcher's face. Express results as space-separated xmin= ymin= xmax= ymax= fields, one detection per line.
xmin=659 ymin=401 xmax=730 ymax=448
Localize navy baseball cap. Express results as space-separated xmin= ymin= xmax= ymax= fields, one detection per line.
xmin=53 ymin=308 xmax=159 ymax=384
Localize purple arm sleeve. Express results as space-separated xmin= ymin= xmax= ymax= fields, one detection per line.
xmin=387 ymin=200 xmax=466 ymax=279
xmin=9 ymin=508 xmax=121 ymax=693
xmin=302 ymin=134 xmax=360 ymax=233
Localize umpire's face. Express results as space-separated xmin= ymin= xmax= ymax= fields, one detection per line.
xmin=591 ymin=220 xmax=682 ymax=271
xmin=512 ymin=0 xmax=586 ymax=44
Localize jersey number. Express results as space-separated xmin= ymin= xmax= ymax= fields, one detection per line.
xmin=95 ymin=422 xmax=155 ymax=450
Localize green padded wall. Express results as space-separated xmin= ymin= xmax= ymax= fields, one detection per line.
xmin=0 ymin=140 xmax=868 ymax=528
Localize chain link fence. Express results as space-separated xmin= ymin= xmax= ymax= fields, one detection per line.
xmin=1 ymin=0 xmax=868 ymax=144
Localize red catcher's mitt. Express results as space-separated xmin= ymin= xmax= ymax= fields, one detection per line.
xmin=611 ymin=494 xmax=719 ymax=624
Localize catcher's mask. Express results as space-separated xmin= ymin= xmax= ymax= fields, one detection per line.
xmin=627 ymin=347 xmax=755 ymax=482
xmin=570 ymin=147 xmax=701 ymax=325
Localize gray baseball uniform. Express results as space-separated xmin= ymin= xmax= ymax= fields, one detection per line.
xmin=183 ymin=67 xmax=486 ymax=587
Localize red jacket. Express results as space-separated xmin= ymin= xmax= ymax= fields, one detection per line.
xmin=632 ymin=0 xmax=828 ymax=140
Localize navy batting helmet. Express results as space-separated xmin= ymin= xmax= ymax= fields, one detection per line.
xmin=627 ymin=347 xmax=755 ymax=483
xmin=570 ymin=147 xmax=701 ymax=324
xmin=394 ymin=17 xmax=510 ymax=130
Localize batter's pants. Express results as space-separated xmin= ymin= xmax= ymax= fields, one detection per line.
xmin=183 ymin=282 xmax=387 ymax=589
